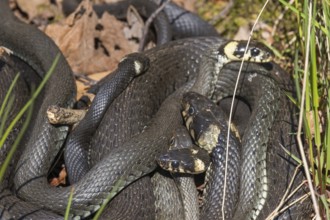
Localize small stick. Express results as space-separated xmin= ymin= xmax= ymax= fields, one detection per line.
xmin=138 ymin=0 xmax=171 ymax=51
xmin=47 ymin=105 xmax=87 ymax=125
xmin=74 ymin=72 xmax=97 ymax=86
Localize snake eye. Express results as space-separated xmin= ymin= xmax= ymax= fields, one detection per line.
xmin=188 ymin=106 xmax=195 ymax=115
xmin=250 ymin=48 xmax=260 ymax=57
xmin=172 ymin=160 xmax=180 ymax=168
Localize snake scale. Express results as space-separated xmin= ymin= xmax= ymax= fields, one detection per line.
xmin=0 ymin=0 xmax=312 ymax=219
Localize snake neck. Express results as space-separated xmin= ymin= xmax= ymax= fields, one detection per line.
xmin=190 ymin=45 xmax=225 ymax=98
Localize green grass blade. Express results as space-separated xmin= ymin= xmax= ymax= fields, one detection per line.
xmin=64 ymin=187 xmax=75 ymax=220
xmin=93 ymin=177 xmax=125 ymax=220
xmin=0 ymin=73 xmax=20 ymax=119
xmin=0 ymin=54 xmax=60 ymax=150
xmin=0 ymin=99 xmax=33 ymax=182
xmin=281 ymin=145 xmax=302 ymax=165
xmin=279 ymin=0 xmax=328 ymax=35
xmin=326 ymin=90 xmax=330 ymax=184
xmin=0 ymin=95 xmax=15 ymax=137
xmin=320 ymin=194 xmax=330 ymax=219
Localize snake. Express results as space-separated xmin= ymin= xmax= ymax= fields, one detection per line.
xmin=156 ymin=127 xmax=210 ymax=220
xmin=0 ymin=0 xmax=312 ymax=219
xmin=1 ymin=2 xmax=214 ymax=217
xmin=158 ymin=61 xmax=312 ymax=219
xmin=182 ymin=91 xmax=241 ymax=220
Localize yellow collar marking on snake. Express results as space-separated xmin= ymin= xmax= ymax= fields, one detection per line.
xmin=229 ymin=123 xmax=241 ymax=141
xmin=193 ymin=158 xmax=206 ymax=173
xmin=222 ymin=41 xmax=274 ymax=63
xmin=197 ymin=124 xmax=221 ymax=153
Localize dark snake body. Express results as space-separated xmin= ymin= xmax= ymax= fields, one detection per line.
xmin=3 ymin=0 xmax=222 ymax=218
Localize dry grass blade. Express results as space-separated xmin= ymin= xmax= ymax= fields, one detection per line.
xmin=138 ymin=0 xmax=171 ymax=51
xmin=0 ymin=54 xmax=60 ymax=183
xmin=277 ymin=193 xmax=311 ymax=215
xmin=222 ymin=0 xmax=270 ymax=219
xmin=295 ymin=1 xmax=321 ymax=219
xmin=265 ymin=165 xmax=303 ymax=219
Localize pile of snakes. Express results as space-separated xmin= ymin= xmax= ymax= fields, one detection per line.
xmin=0 ymin=0 xmax=313 ymax=219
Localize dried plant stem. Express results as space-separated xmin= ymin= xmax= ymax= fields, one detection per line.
xmin=222 ymin=0 xmax=270 ymax=219
xmin=265 ymin=165 xmax=302 ymax=219
xmin=138 ymin=0 xmax=171 ymax=51
xmin=296 ymin=1 xmax=321 ymax=219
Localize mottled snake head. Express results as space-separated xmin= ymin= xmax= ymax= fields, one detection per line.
xmin=157 ymin=147 xmax=209 ymax=174
xmin=218 ymin=40 xmax=274 ymax=63
xmin=182 ymin=92 xmax=221 ymax=152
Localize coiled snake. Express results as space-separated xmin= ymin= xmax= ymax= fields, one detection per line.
xmin=0 ymin=0 xmax=312 ymax=219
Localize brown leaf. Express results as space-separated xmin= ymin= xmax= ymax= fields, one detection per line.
xmin=173 ymin=0 xmax=196 ymax=12
xmin=306 ymin=110 xmax=324 ymax=137
xmin=16 ymin=0 xmax=59 ymax=23
xmin=76 ymin=71 xmax=109 ymax=99
xmin=122 ymin=5 xmax=144 ymax=52
xmin=49 ymin=166 xmax=67 ymax=186
xmin=96 ymin=12 xmax=134 ymax=72
xmin=45 ymin=0 xmax=133 ymax=74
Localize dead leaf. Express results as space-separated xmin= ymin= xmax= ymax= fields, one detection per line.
xmin=76 ymin=71 xmax=109 ymax=99
xmin=45 ymin=0 xmax=133 ymax=74
xmin=45 ymin=0 xmax=98 ymax=74
xmin=173 ymin=0 xmax=196 ymax=12
xmin=96 ymin=12 xmax=134 ymax=72
xmin=122 ymin=5 xmax=144 ymax=52
xmin=306 ymin=110 xmax=324 ymax=137
xmin=49 ymin=166 xmax=67 ymax=186
xmin=16 ymin=0 xmax=60 ymax=23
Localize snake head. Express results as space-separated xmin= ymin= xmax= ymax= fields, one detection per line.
xmin=219 ymin=40 xmax=274 ymax=63
xmin=182 ymin=92 xmax=222 ymax=152
xmin=157 ymin=147 xmax=210 ymax=174
xmin=170 ymin=127 xmax=195 ymax=150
